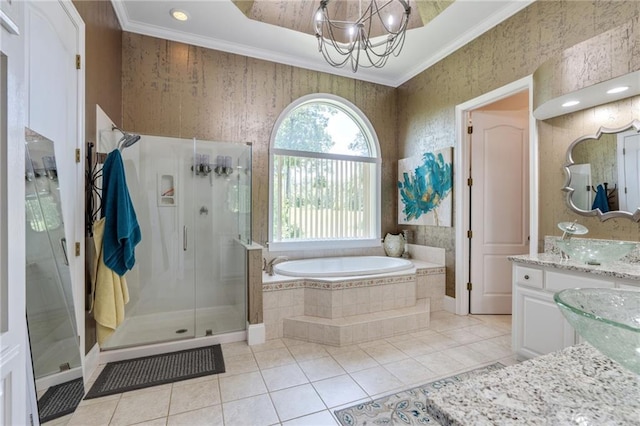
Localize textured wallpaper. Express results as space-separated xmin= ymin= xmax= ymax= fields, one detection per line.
xmin=397 ymin=0 xmax=640 ymax=296
xmin=107 ymin=1 xmax=640 ymax=302
xmin=73 ymin=0 xmax=122 ymax=143
xmin=121 ymin=33 xmax=399 ymax=249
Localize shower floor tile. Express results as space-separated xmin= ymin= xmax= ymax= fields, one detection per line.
xmin=101 ymin=305 xmax=245 ymax=350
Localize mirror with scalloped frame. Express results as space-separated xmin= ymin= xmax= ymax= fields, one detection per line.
xmin=562 ymin=120 xmax=640 ymax=221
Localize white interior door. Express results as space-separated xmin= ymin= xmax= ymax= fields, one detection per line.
xmin=569 ymin=164 xmax=592 ymax=211
xmin=617 ymin=131 xmax=640 ymax=212
xmin=25 ymin=0 xmax=84 ymax=371
xmin=470 ymin=110 xmax=529 ymax=314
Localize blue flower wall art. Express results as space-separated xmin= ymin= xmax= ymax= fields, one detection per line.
xmin=398 ymin=148 xmax=453 ymax=226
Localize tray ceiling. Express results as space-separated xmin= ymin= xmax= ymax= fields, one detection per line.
xmin=112 ymin=0 xmax=534 ymax=87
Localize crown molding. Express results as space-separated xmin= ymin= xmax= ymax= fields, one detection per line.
xmin=111 ymin=0 xmax=535 ymax=88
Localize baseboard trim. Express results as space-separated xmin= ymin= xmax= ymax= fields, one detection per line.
xmin=247 ymin=322 xmax=266 ymax=346
xmin=83 ymin=342 xmax=100 ymax=385
xmin=443 ymin=295 xmax=456 ymax=314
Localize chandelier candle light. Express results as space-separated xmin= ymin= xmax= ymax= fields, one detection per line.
xmin=314 ymin=0 xmax=411 ymax=72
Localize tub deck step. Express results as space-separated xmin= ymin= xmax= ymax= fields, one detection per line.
xmin=283 ymin=299 xmax=430 ymax=346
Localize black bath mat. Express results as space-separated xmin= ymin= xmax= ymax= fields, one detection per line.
xmin=38 ymin=377 xmax=85 ymax=423
xmin=84 ymin=344 xmax=225 ymax=399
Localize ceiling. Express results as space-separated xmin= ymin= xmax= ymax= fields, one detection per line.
xmin=112 ymin=0 xmax=535 ymax=88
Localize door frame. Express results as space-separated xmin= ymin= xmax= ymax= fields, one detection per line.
xmin=454 ymin=75 xmax=538 ymax=315
xmin=1 ymin=2 xmax=29 ymax=424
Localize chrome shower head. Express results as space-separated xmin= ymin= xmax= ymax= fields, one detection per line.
xmin=120 ymin=133 xmax=141 ymax=149
xmin=112 ymin=125 xmax=141 ymax=151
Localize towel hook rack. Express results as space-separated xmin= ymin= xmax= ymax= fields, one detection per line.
xmin=86 ymin=142 xmax=104 ymax=237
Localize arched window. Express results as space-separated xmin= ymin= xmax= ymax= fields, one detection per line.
xmin=269 ymin=94 xmax=381 ymax=251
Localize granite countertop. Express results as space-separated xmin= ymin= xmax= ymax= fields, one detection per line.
xmin=425 ymin=344 xmax=640 ymax=425
xmin=509 ymin=253 xmax=640 ymax=281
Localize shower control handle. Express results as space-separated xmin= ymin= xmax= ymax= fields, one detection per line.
xmin=183 ymin=226 xmax=187 ymax=251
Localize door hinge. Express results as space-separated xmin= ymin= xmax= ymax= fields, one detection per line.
xmin=75 ymin=242 xmax=81 ymax=256
xmin=467 ymin=230 xmax=472 ymax=238
xmin=623 ymin=147 xmax=626 ymax=155
xmin=76 ymin=54 xmax=81 ymax=70
xmin=467 ymin=282 xmax=472 ymax=291
xmin=467 ymin=177 xmax=473 ymax=186
xmin=467 ymin=126 xmax=473 ymax=134
xmin=75 ymin=148 xmax=81 ymax=163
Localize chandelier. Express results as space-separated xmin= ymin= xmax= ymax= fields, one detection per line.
xmin=314 ymin=0 xmax=412 ymax=72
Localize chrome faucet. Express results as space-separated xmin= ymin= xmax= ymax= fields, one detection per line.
xmin=561 ymin=221 xmax=578 ymax=240
xmin=559 ymin=220 xmax=588 ymax=241
xmin=263 ymin=256 xmax=289 ymax=276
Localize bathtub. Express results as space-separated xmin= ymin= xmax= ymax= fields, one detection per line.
xmin=273 ymin=255 xmax=414 ymax=278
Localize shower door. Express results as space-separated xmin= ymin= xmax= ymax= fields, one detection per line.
xmin=192 ymin=140 xmax=249 ymax=337
xmin=101 ymin=136 xmax=249 ymax=350
xmin=100 ymin=136 xmax=197 ymax=349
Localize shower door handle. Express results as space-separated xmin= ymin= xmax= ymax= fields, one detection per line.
xmin=60 ymin=237 xmax=69 ymax=265
xmin=183 ymin=226 xmax=187 ymax=251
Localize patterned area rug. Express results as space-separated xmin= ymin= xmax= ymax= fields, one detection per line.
xmin=38 ymin=377 xmax=85 ymax=423
xmin=85 ymin=344 xmax=225 ymax=399
xmin=334 ymin=363 xmax=504 ymax=425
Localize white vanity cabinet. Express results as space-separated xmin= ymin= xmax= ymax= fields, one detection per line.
xmin=512 ymin=263 xmax=616 ymax=360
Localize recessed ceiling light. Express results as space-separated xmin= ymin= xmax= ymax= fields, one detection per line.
xmin=170 ymin=8 xmax=189 ymax=21
xmin=562 ymin=100 xmax=580 ymax=107
xmin=606 ymin=86 xmax=629 ymax=94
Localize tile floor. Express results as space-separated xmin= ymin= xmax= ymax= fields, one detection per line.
xmin=45 ymin=312 xmax=516 ymax=426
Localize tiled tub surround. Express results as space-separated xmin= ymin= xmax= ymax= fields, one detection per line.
xmin=302 ymin=274 xmax=417 ymax=319
xmin=425 ymin=343 xmax=640 ymax=425
xmin=263 ymin=260 xmax=446 ymax=345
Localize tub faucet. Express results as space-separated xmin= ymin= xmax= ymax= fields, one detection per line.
xmin=264 ymin=256 xmax=289 ymax=276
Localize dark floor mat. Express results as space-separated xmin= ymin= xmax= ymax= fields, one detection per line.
xmin=38 ymin=377 xmax=85 ymax=423
xmin=84 ymin=344 xmax=225 ymax=399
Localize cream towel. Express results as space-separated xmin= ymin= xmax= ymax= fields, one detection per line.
xmin=91 ymin=217 xmax=129 ymax=346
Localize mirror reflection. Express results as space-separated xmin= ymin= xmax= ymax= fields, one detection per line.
xmin=25 ymin=128 xmax=82 ymax=391
xmin=563 ymin=120 xmax=640 ymax=221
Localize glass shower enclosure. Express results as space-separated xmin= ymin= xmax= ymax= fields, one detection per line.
xmin=25 ymin=130 xmax=81 ymax=387
xmin=99 ymin=135 xmax=251 ymax=350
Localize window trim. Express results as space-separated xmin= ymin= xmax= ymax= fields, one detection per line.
xmin=268 ymin=93 xmax=381 ymax=252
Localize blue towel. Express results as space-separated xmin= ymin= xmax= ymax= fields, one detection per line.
xmin=101 ymin=150 xmax=141 ymax=275
xmin=591 ymin=184 xmax=609 ymax=213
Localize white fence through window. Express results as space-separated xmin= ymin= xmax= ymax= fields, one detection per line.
xmin=272 ymin=154 xmax=375 ymax=241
